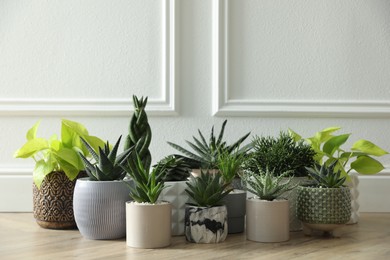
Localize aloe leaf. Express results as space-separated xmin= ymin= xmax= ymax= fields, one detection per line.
xmin=80 ymin=137 xmax=99 ymax=162
xmin=350 ymin=156 xmax=385 ymax=175
xmin=216 ymin=120 xmax=227 ymax=146
xmin=167 ymin=142 xmax=204 ymax=163
xmin=323 ymin=134 xmax=350 ymax=156
xmin=351 ymin=139 xmax=389 ymax=157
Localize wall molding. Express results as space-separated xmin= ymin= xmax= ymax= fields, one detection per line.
xmin=0 ymin=0 xmax=177 ymax=117
xmin=212 ymin=0 xmax=390 ymax=118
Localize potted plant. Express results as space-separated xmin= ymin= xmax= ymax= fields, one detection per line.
xmin=241 ymin=163 xmax=296 ymax=243
xmin=184 ymin=171 xmax=232 ymax=243
xmin=156 ymin=155 xmax=191 ymax=236
xmin=123 ymin=154 xmax=171 ymax=248
xmin=217 ymin=149 xmax=247 ymax=234
xmin=246 ymin=131 xmax=316 ymax=231
xmin=73 ymin=136 xmax=132 ymax=240
xmin=14 ymin=119 xmax=105 ymax=229
xmin=290 ymin=126 xmax=388 ymax=223
xmin=297 ymin=162 xmax=351 ymax=236
xmin=168 ymin=120 xmax=251 ymax=175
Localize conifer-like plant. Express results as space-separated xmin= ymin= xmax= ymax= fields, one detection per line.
xmin=79 ymin=136 xmax=132 ymax=181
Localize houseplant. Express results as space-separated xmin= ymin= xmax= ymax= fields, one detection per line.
xmin=156 ymin=155 xmax=191 ymax=236
xmin=290 ymin=126 xmax=388 ymax=223
xmin=14 ymin=119 xmax=105 ymax=229
xmin=246 ymin=131 xmax=316 ymax=231
xmin=184 ymin=171 xmax=232 ymax=243
xmin=241 ymin=162 xmax=296 ymax=243
xmin=217 ymin=149 xmax=247 ymax=234
xmin=123 ymin=154 xmax=171 ymax=248
xmin=297 ymin=162 xmax=351 ymax=236
xmin=73 ymin=136 xmax=132 ymax=239
xmin=168 ymin=120 xmax=251 ymax=174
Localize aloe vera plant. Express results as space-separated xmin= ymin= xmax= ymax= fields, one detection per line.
xmin=124 ymin=95 xmax=152 ymax=171
xmin=217 ymin=149 xmax=246 ymax=187
xmin=79 ymin=136 xmax=132 ymax=181
xmin=168 ymin=120 xmax=251 ymax=169
xmin=185 ymin=171 xmax=232 ymax=207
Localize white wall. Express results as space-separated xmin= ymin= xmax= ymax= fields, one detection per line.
xmin=1 ymin=0 xmax=389 ymax=212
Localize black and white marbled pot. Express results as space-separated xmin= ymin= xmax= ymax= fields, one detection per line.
xmin=185 ymin=204 xmax=228 ymax=243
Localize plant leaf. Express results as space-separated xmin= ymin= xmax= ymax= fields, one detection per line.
xmin=26 ymin=121 xmax=41 ymax=141
xmin=14 ymin=138 xmax=48 ymax=158
xmin=351 ymin=139 xmax=389 ymax=157
xmin=323 ymin=134 xmax=350 ymax=156
xmin=33 ymin=159 xmax=55 ymax=188
xmin=350 ymin=156 xmax=385 ymax=175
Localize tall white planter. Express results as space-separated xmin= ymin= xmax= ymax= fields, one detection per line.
xmin=158 ymin=181 xmax=189 ymax=236
xmin=126 ymin=201 xmax=171 ymax=248
xmin=347 ymin=172 xmax=360 ymax=224
xmin=73 ymin=178 xmax=129 ymax=240
xmin=246 ymin=198 xmax=289 ymax=243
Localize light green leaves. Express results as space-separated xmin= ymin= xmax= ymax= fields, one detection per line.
xmin=352 ymin=139 xmax=389 ymax=157
xmin=323 ymin=134 xmax=350 ymax=156
xmin=350 ymin=156 xmax=385 ymax=175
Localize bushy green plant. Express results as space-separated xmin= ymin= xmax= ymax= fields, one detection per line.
xmin=185 ymin=171 xmax=232 ymax=207
xmin=289 ymin=127 xmax=388 ymax=178
xmin=168 ymin=120 xmax=251 ymax=169
xmin=124 ymin=95 xmax=152 ymax=170
xmin=217 ymin=149 xmax=246 ymax=187
xmin=154 ymin=155 xmax=191 ymax=182
xmin=121 ymin=153 xmax=166 ymax=204
xmin=247 ymin=131 xmax=316 ymax=177
xmin=14 ymin=119 xmax=105 ymax=188
xmin=79 ymin=136 xmax=132 ymax=181
xmin=241 ymin=161 xmax=296 ymax=201
xmin=306 ymin=162 xmax=346 ymax=188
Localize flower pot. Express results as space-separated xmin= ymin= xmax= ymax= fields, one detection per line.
xmin=246 ymin=198 xmax=289 ymax=242
xmin=297 ymin=186 xmax=351 ymax=235
xmin=73 ymin=178 xmax=129 ymax=240
xmin=158 ymin=181 xmax=189 ymax=236
xmin=126 ymin=201 xmax=171 ymax=248
xmin=347 ymin=172 xmax=360 ymax=224
xmin=191 ymin=169 xmax=219 ymax=177
xmin=224 ymin=190 xmax=246 ymax=234
xmin=185 ymin=204 xmax=228 ymax=243
xmin=33 ymin=171 xmax=80 ymax=229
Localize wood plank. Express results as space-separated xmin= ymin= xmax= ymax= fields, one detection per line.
xmin=0 ymin=213 xmax=389 ymax=259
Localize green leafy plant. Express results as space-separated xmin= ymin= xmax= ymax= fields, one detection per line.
xmin=185 ymin=171 xmax=232 ymax=207
xmin=124 ymin=95 xmax=152 ymax=170
xmin=79 ymin=136 xmax=132 ymax=181
xmin=14 ymin=119 xmax=105 ymax=188
xmin=217 ymin=149 xmax=246 ymax=187
xmin=247 ymin=131 xmax=316 ymax=177
xmin=122 ymin=153 xmax=166 ymax=204
xmin=306 ymin=162 xmax=346 ymax=188
xmin=168 ymin=120 xmax=251 ymax=169
xmin=154 ymin=155 xmax=191 ymax=182
xmin=241 ymin=161 xmax=296 ymax=201
xmin=289 ymin=127 xmax=388 ymax=177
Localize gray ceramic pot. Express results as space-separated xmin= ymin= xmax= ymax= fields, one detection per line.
xmin=224 ymin=190 xmax=246 ymax=234
xmin=73 ymin=178 xmax=130 ymax=240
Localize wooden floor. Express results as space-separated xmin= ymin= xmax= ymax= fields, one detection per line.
xmin=0 ymin=213 xmax=389 ymax=260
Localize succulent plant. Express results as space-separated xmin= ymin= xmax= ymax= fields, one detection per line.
xmin=154 ymin=155 xmax=191 ymax=182
xmin=247 ymin=131 xmax=316 ymax=177
xmin=241 ymin=160 xmax=296 ymax=201
xmin=124 ymin=95 xmax=152 ymax=171
xmin=121 ymin=153 xmax=165 ymax=204
xmin=305 ymin=161 xmax=346 ymax=188
xmin=168 ymin=120 xmax=251 ymax=169
xmin=79 ymin=136 xmax=132 ymax=181
xmin=217 ymin=149 xmax=246 ymax=187
xmin=185 ymin=171 xmax=232 ymax=207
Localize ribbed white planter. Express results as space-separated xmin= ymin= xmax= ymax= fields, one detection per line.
xmin=158 ymin=181 xmax=189 ymax=236
xmin=126 ymin=201 xmax=171 ymax=248
xmin=246 ymin=198 xmax=289 ymax=243
xmin=73 ymin=178 xmax=130 ymax=240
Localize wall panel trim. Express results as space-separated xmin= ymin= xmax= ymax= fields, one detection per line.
xmin=212 ymin=0 xmax=390 ymax=118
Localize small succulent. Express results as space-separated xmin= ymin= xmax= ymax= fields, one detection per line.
xmin=79 ymin=136 xmax=132 ymax=181
xmin=305 ymin=161 xmax=346 ymax=188
xmin=247 ymin=131 xmax=316 ymax=177
xmin=121 ymin=153 xmax=166 ymax=204
xmin=241 ymin=161 xmax=296 ymax=201
xmin=154 ymin=155 xmax=191 ymax=182
xmin=217 ymin=149 xmax=246 ymax=187
xmin=185 ymin=171 xmax=232 ymax=207
xmin=168 ymin=120 xmax=251 ymax=169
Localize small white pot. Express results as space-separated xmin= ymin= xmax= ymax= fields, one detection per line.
xmin=246 ymin=198 xmax=289 ymax=243
xmin=158 ymin=181 xmax=189 ymax=236
xmin=126 ymin=201 xmax=171 ymax=248
xmin=191 ymin=169 xmax=219 ymax=177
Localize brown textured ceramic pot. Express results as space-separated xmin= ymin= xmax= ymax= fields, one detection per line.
xmin=33 ymin=171 xmax=80 ymax=229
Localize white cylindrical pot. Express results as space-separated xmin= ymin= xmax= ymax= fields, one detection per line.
xmin=73 ymin=178 xmax=130 ymax=240
xmin=126 ymin=201 xmax=171 ymax=248
xmin=246 ymin=198 xmax=289 ymax=243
